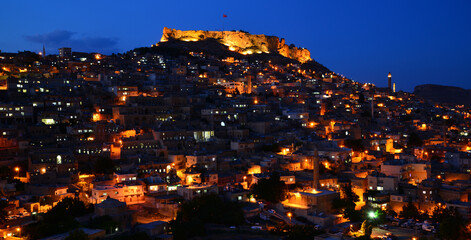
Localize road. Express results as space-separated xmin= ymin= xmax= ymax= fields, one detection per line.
xmin=371 ymin=226 xmax=434 ymax=240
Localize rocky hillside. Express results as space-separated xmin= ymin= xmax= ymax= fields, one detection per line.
xmin=159 ymin=27 xmax=311 ymax=63
xmin=414 ymin=84 xmax=471 ymax=106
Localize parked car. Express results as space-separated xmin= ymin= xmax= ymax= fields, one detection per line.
xmin=392 ymin=219 xmax=401 ymax=226
xmin=379 ymin=224 xmax=389 ymax=230
xmin=413 ymin=223 xmax=423 ymax=230
xmin=401 ymin=221 xmax=414 ymax=228
xmin=422 ymin=223 xmax=435 ymax=232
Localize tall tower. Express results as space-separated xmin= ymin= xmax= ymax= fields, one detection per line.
xmin=313 ymin=149 xmax=319 ymax=190
xmin=246 ymin=75 xmax=252 ymax=94
xmin=371 ymin=98 xmax=374 ymax=119
xmin=320 ymin=101 xmax=326 ymax=116
xmin=42 ymin=44 xmax=46 ymax=58
xmin=388 ymin=72 xmax=392 ymax=91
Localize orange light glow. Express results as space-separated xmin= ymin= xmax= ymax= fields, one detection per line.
xmin=321 ymin=161 xmax=331 ymax=170
xmin=120 ymin=130 xmax=136 ymax=138
xmin=41 ymin=168 xmax=46 ymax=174
xmin=92 ymin=113 xmax=101 ymax=122
xmin=311 ymin=189 xmax=321 ymax=194
xmin=14 ymin=167 xmax=19 ymax=172
xmin=247 ymin=165 xmax=261 ymax=174
xmin=280 ymin=148 xmax=290 ymax=155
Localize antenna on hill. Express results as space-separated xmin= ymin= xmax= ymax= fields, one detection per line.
xmin=222 ymin=14 xmax=228 ymax=40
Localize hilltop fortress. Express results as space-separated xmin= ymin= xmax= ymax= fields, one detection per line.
xmin=159 ymin=27 xmax=312 ymax=63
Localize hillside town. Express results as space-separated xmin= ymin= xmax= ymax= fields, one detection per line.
xmin=0 ymin=32 xmax=470 ymax=240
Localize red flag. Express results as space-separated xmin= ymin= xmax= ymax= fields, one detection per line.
xmin=223 ymin=14 xmax=227 ymax=18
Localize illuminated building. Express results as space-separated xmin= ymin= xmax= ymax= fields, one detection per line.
xmin=91 ymin=183 xmax=145 ymax=205
xmin=367 ymin=171 xmax=399 ymax=192
xmin=95 ymin=198 xmax=137 ymax=230
xmin=282 ymin=190 xmax=340 ymax=227
xmin=185 ymin=153 xmax=217 ymax=170
xmin=381 ymin=159 xmax=431 ymax=184
xmin=59 ymin=47 xmax=72 ymax=58
xmin=177 ymin=184 xmax=218 ymax=200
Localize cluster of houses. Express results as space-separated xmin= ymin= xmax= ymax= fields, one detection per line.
xmin=0 ymin=42 xmax=471 ymax=239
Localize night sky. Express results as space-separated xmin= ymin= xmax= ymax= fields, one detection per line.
xmin=2 ymin=0 xmax=470 ymax=91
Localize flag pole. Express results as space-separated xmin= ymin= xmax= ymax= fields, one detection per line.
xmin=222 ymin=14 xmax=227 ymax=40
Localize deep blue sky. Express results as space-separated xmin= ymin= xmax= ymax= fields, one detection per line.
xmin=1 ymin=0 xmax=470 ymax=91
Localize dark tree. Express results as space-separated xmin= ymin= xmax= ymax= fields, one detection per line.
xmin=271 ymin=224 xmax=325 ymax=240
xmin=0 ymin=200 xmax=9 ymax=224
xmin=407 ymin=132 xmax=423 ymax=147
xmin=431 ymin=205 xmax=450 ymax=223
xmin=0 ymin=166 xmax=13 ymax=180
xmin=333 ymin=182 xmax=361 ymax=222
xmin=344 ymin=139 xmax=365 ymax=151
xmin=93 ymin=157 xmax=116 ymax=174
xmin=251 ymin=172 xmax=288 ymax=203
xmin=439 ymin=216 xmax=464 ymax=240
xmin=399 ymin=202 xmax=420 ymax=220
xmin=360 ymin=220 xmax=373 ymax=238
xmin=23 ymin=198 xmax=93 ymax=239
xmin=65 ymin=229 xmax=88 ymax=240
xmin=385 ymin=204 xmax=397 ymax=218
xmin=435 ymin=207 xmax=471 ymax=240
xmin=171 ymin=193 xmax=244 ymax=240
xmin=87 ymin=215 xmax=118 ymax=234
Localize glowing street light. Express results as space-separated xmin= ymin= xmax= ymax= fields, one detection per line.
xmin=287 ymin=212 xmax=292 ymax=225
xmin=368 ymin=211 xmax=377 ymax=219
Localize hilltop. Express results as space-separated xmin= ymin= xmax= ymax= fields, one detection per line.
xmin=414 ymin=84 xmax=471 ymax=106
xmin=159 ymin=27 xmax=312 ymax=63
